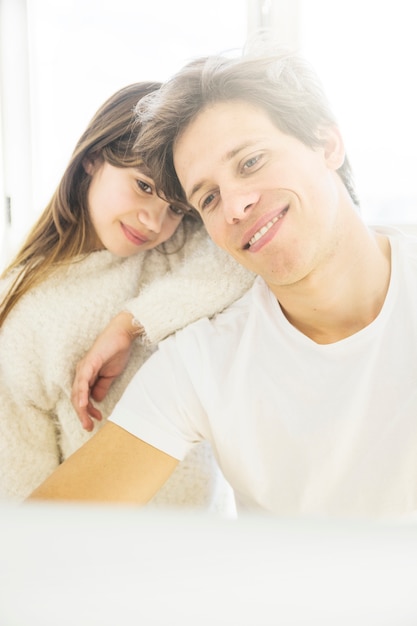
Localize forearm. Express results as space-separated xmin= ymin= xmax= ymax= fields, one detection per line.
xmin=27 ymin=422 xmax=179 ymax=504
xmin=71 ymin=312 xmax=145 ymax=429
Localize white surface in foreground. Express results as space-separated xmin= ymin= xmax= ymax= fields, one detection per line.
xmin=0 ymin=501 xmax=416 ymax=625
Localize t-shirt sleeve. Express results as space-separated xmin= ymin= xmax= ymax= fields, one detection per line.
xmin=108 ymin=335 xmax=204 ymax=461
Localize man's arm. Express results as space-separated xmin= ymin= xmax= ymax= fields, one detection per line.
xmin=27 ymin=422 xmax=179 ymax=503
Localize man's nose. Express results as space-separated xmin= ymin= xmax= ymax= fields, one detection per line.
xmin=222 ymin=187 xmax=259 ymax=224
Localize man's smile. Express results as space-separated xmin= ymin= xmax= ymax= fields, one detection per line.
xmin=243 ymin=206 xmax=289 ymax=250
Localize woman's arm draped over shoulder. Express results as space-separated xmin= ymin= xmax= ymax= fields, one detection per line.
xmin=72 ymin=222 xmax=254 ymax=425
xmin=126 ymin=222 xmax=255 ymax=345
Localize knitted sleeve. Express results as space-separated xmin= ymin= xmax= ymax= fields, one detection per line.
xmin=124 ymin=224 xmax=255 ymax=345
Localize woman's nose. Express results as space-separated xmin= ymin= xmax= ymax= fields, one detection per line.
xmin=137 ymin=197 xmax=168 ymax=233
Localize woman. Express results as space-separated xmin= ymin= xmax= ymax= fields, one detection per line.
xmin=0 ymin=82 xmax=253 ymax=507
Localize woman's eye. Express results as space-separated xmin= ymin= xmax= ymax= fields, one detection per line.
xmin=201 ymin=192 xmax=217 ymax=210
xmin=137 ymin=179 xmax=152 ymax=193
xmin=169 ymin=205 xmax=184 ymax=217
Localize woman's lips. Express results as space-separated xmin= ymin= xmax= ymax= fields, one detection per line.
xmin=121 ymin=223 xmax=150 ymax=246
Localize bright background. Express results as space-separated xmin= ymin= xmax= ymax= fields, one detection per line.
xmin=1 ymin=0 xmax=416 ymax=268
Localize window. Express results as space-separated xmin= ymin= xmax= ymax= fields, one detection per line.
xmin=298 ymin=0 xmax=417 ymax=224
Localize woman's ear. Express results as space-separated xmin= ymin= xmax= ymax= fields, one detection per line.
xmin=319 ymin=125 xmax=346 ymax=170
xmin=82 ymin=156 xmax=96 ymax=175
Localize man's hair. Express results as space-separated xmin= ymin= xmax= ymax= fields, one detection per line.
xmin=135 ymin=49 xmax=359 ymax=210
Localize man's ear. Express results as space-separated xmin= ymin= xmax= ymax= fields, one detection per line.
xmin=319 ymin=125 xmax=346 ymax=170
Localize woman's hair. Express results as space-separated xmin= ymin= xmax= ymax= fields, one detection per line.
xmin=136 ymin=48 xmax=359 ymax=210
xmin=1 ymin=81 xmax=194 ymax=327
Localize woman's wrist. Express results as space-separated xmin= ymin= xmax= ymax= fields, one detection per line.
xmin=130 ymin=315 xmax=145 ymax=338
xmin=114 ymin=311 xmax=144 ymax=339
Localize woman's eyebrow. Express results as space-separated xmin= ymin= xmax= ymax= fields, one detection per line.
xmin=133 ymin=164 xmax=153 ymax=177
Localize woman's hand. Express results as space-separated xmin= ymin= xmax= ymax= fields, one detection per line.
xmin=71 ymin=312 xmax=144 ymax=431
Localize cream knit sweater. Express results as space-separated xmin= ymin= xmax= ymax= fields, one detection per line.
xmin=0 ymin=221 xmax=254 ymax=508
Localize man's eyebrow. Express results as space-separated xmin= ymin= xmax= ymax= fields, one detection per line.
xmin=188 ymin=142 xmax=253 ymax=202
xmin=189 ymin=182 xmax=203 ymax=203
xmin=224 ymin=142 xmax=252 ymax=162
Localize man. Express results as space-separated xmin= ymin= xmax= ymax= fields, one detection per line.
xmin=29 ymin=49 xmax=417 ymax=518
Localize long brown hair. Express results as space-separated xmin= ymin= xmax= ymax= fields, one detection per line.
xmin=0 ymin=82 xmax=162 ymax=327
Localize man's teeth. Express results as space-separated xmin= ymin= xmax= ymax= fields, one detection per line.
xmin=248 ymin=216 xmax=279 ymax=247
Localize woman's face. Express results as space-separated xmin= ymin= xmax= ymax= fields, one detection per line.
xmin=85 ymin=159 xmax=184 ymax=257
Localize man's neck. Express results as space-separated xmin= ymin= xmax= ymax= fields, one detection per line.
xmin=270 ymin=228 xmax=392 ymax=345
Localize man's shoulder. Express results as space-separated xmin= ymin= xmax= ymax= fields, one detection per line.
xmin=372 ymin=224 xmax=417 ymax=245
xmin=372 ymin=224 xmax=417 ymax=262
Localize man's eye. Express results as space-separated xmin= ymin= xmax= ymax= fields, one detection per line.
xmin=137 ymin=180 xmax=152 ymax=193
xmin=242 ymin=155 xmax=260 ymax=170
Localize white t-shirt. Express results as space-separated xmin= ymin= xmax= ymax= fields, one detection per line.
xmin=110 ymin=227 xmax=417 ymax=518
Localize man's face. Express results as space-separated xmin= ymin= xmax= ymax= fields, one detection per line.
xmin=174 ymin=100 xmax=347 ymax=293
